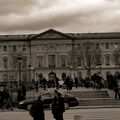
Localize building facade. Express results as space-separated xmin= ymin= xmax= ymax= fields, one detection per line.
xmin=0 ymin=29 xmax=120 ymax=83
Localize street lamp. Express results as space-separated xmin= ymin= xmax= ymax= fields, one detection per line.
xmin=17 ymin=55 xmax=22 ymax=86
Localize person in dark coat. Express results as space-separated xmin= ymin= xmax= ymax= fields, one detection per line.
xmin=30 ymin=95 xmax=45 ymax=120
xmin=74 ymin=74 xmax=79 ymax=89
xmin=65 ymin=75 xmax=70 ymax=91
xmin=21 ymin=84 xmax=26 ymax=100
xmin=52 ymin=90 xmax=65 ymax=120
xmin=17 ymin=86 xmax=22 ymax=102
xmin=42 ymin=77 xmax=47 ymax=90
xmin=114 ymin=72 xmax=120 ymax=99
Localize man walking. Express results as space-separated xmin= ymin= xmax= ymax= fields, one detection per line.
xmin=52 ymin=90 xmax=65 ymax=120
xmin=30 ymin=95 xmax=45 ymax=120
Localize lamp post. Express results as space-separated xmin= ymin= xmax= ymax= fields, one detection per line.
xmin=17 ymin=55 xmax=22 ymax=86
xmin=99 ymin=64 xmax=102 ymax=74
xmin=28 ymin=64 xmax=31 ymax=82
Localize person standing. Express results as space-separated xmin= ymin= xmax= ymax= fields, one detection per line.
xmin=29 ymin=95 xmax=45 ymax=120
xmin=114 ymin=72 xmax=120 ymax=99
xmin=21 ymin=84 xmax=26 ymax=100
xmin=74 ymin=74 xmax=79 ymax=89
xmin=17 ymin=86 xmax=22 ymax=102
xmin=52 ymin=90 xmax=65 ymax=120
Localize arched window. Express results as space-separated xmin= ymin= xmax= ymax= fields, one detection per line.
xmin=77 ymin=55 xmax=81 ymax=67
xmin=37 ymin=55 xmax=43 ymax=68
xmin=48 ymin=55 xmax=55 ymax=68
xmin=114 ymin=54 xmax=120 ymax=66
xmin=105 ymin=54 xmax=110 ymax=66
xmin=61 ymin=55 xmax=66 ymax=68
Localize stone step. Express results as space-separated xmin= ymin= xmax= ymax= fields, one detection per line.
xmin=66 ymin=90 xmax=109 ymax=98
xmin=78 ymin=98 xmax=120 ymax=106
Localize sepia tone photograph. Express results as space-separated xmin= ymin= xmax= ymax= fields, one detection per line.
xmin=0 ymin=0 xmax=120 ymax=120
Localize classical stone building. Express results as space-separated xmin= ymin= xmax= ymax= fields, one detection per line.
xmin=0 ymin=29 xmax=120 ymax=83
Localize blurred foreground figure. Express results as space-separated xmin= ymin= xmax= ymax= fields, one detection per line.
xmin=52 ymin=90 xmax=65 ymax=120
xmin=29 ymin=96 xmax=45 ymax=120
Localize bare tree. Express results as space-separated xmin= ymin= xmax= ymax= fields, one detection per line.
xmin=67 ymin=41 xmax=102 ymax=77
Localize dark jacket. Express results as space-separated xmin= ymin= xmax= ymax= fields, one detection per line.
xmin=30 ymin=100 xmax=45 ymax=120
xmin=52 ymin=96 xmax=65 ymax=115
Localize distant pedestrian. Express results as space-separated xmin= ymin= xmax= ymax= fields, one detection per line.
xmin=21 ymin=84 xmax=26 ymax=100
xmin=74 ymin=74 xmax=78 ymax=89
xmin=42 ymin=77 xmax=47 ymax=90
xmin=114 ymin=72 xmax=120 ymax=99
xmin=65 ymin=75 xmax=70 ymax=91
xmin=29 ymin=95 xmax=45 ymax=120
xmin=17 ymin=86 xmax=22 ymax=102
xmin=52 ymin=90 xmax=65 ymax=120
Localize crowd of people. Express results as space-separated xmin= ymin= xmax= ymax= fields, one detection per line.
xmin=30 ymin=73 xmax=104 ymax=91
xmin=1 ymin=71 xmax=120 ymax=113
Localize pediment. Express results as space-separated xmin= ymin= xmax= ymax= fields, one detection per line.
xmin=32 ymin=29 xmax=72 ymax=39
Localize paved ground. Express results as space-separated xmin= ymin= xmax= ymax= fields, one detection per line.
xmin=0 ymin=107 xmax=120 ymax=120
xmin=0 ymin=87 xmax=119 ymax=120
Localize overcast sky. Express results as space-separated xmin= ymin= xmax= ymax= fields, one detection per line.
xmin=0 ymin=0 xmax=120 ymax=34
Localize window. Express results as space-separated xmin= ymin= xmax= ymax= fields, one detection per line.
xmin=96 ymin=43 xmax=100 ymax=49
xmin=105 ymin=54 xmax=110 ymax=66
xmin=77 ymin=56 xmax=81 ymax=67
xmin=105 ymin=43 xmax=109 ymax=49
xmin=3 ymin=57 xmax=8 ymax=69
xmin=48 ymin=55 xmax=55 ymax=68
xmin=37 ymin=55 xmax=43 ymax=68
xmin=3 ymin=74 xmax=8 ymax=82
xmin=61 ymin=55 xmax=66 ymax=68
xmin=77 ymin=44 xmax=81 ymax=49
xmin=3 ymin=46 xmax=7 ymax=52
xmin=22 ymin=56 xmax=27 ymax=68
xmin=13 ymin=45 xmax=17 ymax=52
xmin=12 ymin=56 xmax=17 ymax=68
xmin=115 ymin=43 xmax=119 ymax=49
xmin=114 ymin=54 xmax=120 ymax=66
xmin=96 ymin=54 xmax=101 ymax=65
xmin=22 ymin=45 xmax=26 ymax=52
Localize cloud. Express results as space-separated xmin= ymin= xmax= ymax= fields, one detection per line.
xmin=0 ymin=0 xmax=120 ymax=34
xmin=0 ymin=0 xmax=38 ymax=15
